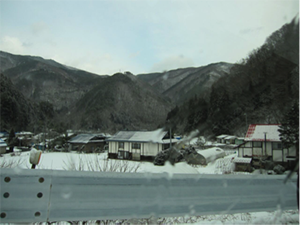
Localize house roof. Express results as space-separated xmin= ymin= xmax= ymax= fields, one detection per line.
xmin=224 ymin=135 xmax=236 ymax=140
xmin=0 ymin=138 xmax=7 ymax=147
xmin=107 ymin=128 xmax=177 ymax=144
xmin=216 ymin=135 xmax=228 ymax=139
xmin=16 ymin=131 xmax=33 ymax=135
xmin=68 ymin=134 xmax=106 ymax=144
xmin=245 ymin=124 xmax=281 ymax=142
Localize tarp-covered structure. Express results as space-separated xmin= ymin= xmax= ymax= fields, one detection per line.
xmin=186 ymin=147 xmax=225 ymax=165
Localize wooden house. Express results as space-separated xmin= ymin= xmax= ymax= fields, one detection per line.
xmin=237 ymin=124 xmax=296 ymax=164
xmin=68 ymin=134 xmax=106 ymax=153
xmin=107 ymin=129 xmax=178 ymax=160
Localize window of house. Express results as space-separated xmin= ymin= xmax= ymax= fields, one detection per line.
xmin=118 ymin=142 xmax=124 ymax=149
xmin=272 ymin=142 xmax=282 ymax=150
xmin=118 ymin=150 xmax=129 ymax=159
xmin=132 ymin=143 xmax=141 ymax=149
xmin=253 ymin=142 xmax=262 ymax=147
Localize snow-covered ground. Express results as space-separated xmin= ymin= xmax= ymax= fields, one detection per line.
xmin=0 ymin=149 xmax=298 ymax=224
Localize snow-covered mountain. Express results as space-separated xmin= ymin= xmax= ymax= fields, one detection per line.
xmin=137 ymin=62 xmax=233 ymax=104
xmin=0 ymin=51 xmax=102 ymax=111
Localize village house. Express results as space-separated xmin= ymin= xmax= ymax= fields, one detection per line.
xmin=107 ymin=129 xmax=178 ymax=160
xmin=236 ymin=124 xmax=296 ymax=166
xmin=68 ymin=133 xmax=107 ymax=153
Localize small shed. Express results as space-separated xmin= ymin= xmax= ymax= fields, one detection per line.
xmin=232 ymin=157 xmax=252 ymax=172
xmin=216 ymin=135 xmax=228 ymax=143
xmin=186 ymin=147 xmax=226 ymax=165
xmin=0 ymin=138 xmax=7 ymax=154
xmin=224 ymin=135 xmax=236 ymax=145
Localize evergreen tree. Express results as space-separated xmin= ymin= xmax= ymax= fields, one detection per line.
xmin=278 ymin=102 xmax=299 ymax=158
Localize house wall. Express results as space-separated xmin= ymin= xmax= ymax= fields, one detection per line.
xmin=109 ymin=141 xmax=162 ymax=158
xmin=273 ymin=150 xmax=283 ymax=162
xmin=238 ymin=142 xmax=252 ymax=157
xmin=71 ymin=142 xmax=105 ymax=153
xmin=109 ymin=142 xmax=117 ymax=153
xmin=238 ymin=141 xmax=296 ymax=162
xmin=143 ymin=142 xmax=161 ymax=156
xmin=125 ymin=142 xmax=131 ymax=152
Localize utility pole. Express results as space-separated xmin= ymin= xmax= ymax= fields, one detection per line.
xmin=167 ymin=120 xmax=172 ymax=149
xmin=264 ymin=132 xmax=267 ymax=158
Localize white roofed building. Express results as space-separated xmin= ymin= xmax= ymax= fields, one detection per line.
xmin=107 ymin=129 xmax=178 ymax=160
xmin=237 ymin=124 xmax=296 ymax=164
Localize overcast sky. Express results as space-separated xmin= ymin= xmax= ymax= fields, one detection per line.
xmin=1 ymin=0 xmax=298 ymax=75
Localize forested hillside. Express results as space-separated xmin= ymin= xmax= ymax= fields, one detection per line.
xmin=0 ymin=51 xmax=102 ymax=112
xmin=166 ymin=17 xmax=299 ymax=137
xmin=0 ymin=74 xmax=36 ymax=131
xmin=69 ymin=72 xmax=172 ymax=132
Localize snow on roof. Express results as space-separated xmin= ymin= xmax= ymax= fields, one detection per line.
xmin=108 ymin=129 xmax=171 ymax=143
xmin=69 ymin=134 xmax=105 ymax=144
xmin=224 ymin=135 xmax=236 ymax=140
xmin=16 ymin=131 xmax=33 ymax=135
xmin=161 ymin=139 xmax=179 ymax=144
xmin=232 ymin=157 xmax=252 ymax=164
xmin=216 ymin=135 xmax=228 ymax=139
xmin=196 ymin=147 xmax=225 ymax=159
xmin=245 ymin=124 xmax=281 ymax=142
xmin=0 ymin=138 xmax=7 ymax=147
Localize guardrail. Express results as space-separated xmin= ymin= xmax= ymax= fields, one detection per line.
xmin=0 ymin=168 xmax=297 ymax=223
